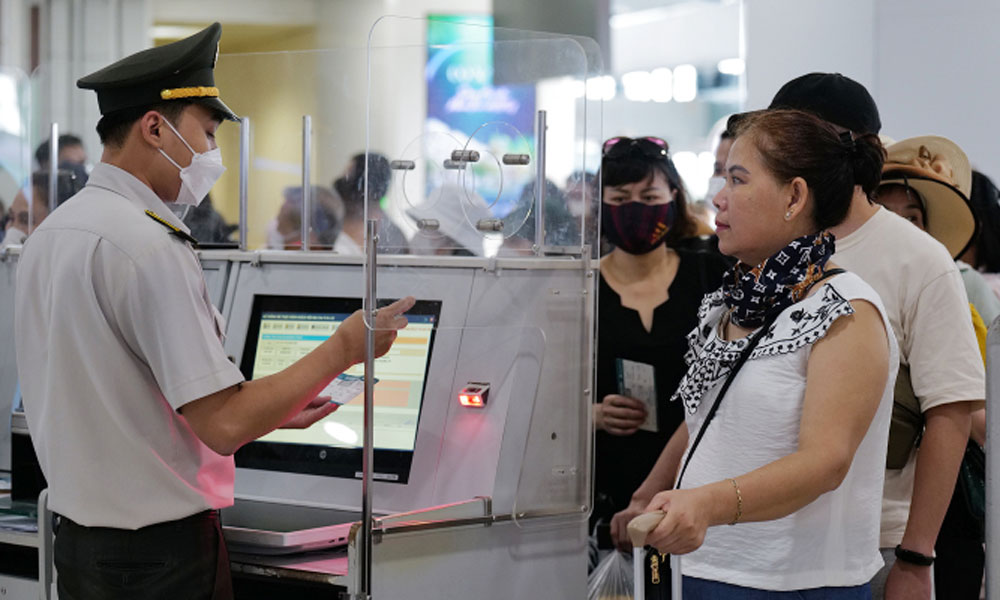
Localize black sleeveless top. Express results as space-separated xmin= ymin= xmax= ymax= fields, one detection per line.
xmin=593 ymin=248 xmax=729 ymax=524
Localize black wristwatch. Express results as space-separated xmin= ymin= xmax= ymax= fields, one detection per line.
xmin=894 ymin=545 xmax=934 ymax=566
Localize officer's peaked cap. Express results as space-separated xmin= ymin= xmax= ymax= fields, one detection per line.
xmin=77 ymin=22 xmax=237 ymax=122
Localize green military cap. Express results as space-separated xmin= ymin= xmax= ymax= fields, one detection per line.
xmin=77 ymin=22 xmax=238 ymax=122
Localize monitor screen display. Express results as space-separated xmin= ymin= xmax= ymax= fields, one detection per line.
xmin=235 ymin=295 xmax=442 ymax=483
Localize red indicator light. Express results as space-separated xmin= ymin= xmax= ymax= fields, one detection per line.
xmin=459 ymin=394 xmax=485 ymax=407
xmin=458 ymin=382 xmax=490 ymax=407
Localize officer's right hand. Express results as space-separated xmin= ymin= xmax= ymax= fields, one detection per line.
xmin=337 ymin=296 xmax=416 ymax=364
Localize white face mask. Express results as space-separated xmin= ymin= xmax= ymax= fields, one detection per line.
xmin=705 ymin=176 xmax=726 ymax=202
xmin=266 ymin=219 xmax=285 ymax=249
xmin=1 ymin=226 xmax=27 ymax=247
xmin=158 ymin=117 xmax=226 ymax=206
xmin=566 ymin=198 xmax=586 ymax=218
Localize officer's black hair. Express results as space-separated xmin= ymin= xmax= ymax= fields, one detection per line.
xmin=96 ymin=100 xmax=225 ymax=148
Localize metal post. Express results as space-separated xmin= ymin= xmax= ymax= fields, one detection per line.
xmin=671 ymin=555 xmax=683 ymax=598
xmin=358 ymin=218 xmax=378 ymax=599
xmin=48 ymin=123 xmax=59 ymax=213
xmin=301 ymin=115 xmax=313 ymax=251
xmin=238 ymin=117 xmax=250 ymax=251
xmin=533 ymin=110 xmax=547 ymax=254
xmin=37 ymin=489 xmax=53 ymax=600
xmin=986 ymin=319 xmax=1000 ymax=598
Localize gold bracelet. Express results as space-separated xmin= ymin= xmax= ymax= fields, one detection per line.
xmin=728 ymin=478 xmax=743 ymax=525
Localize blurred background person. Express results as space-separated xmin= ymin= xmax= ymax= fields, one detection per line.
xmin=875 ymin=137 xmax=1000 ymax=326
xmin=333 ymin=151 xmax=408 ymax=254
xmin=765 ymin=74 xmax=981 ymax=600
xmin=962 ymin=170 xmax=1000 ymax=302
xmin=35 ymin=134 xmax=88 ymax=171
xmin=564 ymin=170 xmax=603 ymax=255
xmin=183 ymin=193 xmax=237 ymax=246
xmin=1 ymin=190 xmax=45 ymax=248
xmin=564 ymin=170 xmax=597 ymax=223
xmin=503 ymin=179 xmax=578 ymax=252
xmin=685 ymin=129 xmax=736 ymax=257
xmin=1 ymin=164 xmax=88 ymax=249
xmin=266 ymin=185 xmax=345 ymax=251
xmin=592 ymin=135 xmax=728 ymax=569
xmin=407 ymin=184 xmax=495 ymax=256
xmin=874 ymin=135 xmax=990 ymax=599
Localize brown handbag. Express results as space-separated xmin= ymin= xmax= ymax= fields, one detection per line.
xmin=887 ymin=363 xmax=923 ymax=469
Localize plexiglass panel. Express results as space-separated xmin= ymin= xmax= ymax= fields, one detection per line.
xmin=365 ymin=16 xmax=602 ymax=522
xmin=0 ymin=66 xmax=31 ymax=471
xmin=0 ymin=67 xmax=39 ymax=241
xmin=213 ymin=47 xmax=371 ymax=250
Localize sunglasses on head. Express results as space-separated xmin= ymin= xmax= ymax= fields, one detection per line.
xmin=602 ymin=136 xmax=670 ymax=160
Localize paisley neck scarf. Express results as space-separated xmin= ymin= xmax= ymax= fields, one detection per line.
xmin=722 ymin=231 xmax=837 ymax=328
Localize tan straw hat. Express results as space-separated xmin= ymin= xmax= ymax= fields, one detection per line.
xmin=880 ymin=135 xmax=977 ymax=259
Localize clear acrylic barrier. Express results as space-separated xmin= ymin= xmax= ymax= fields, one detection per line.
xmin=213 ymin=47 xmax=373 ymax=250
xmin=31 ymin=49 xmax=378 ymax=251
xmin=0 ymin=67 xmax=37 ymax=238
xmin=364 ymin=16 xmax=602 ymax=522
xmin=27 ymin=64 xmax=100 ymax=233
xmin=0 ymin=67 xmax=30 ymax=472
xmin=365 ymin=16 xmax=602 ymax=257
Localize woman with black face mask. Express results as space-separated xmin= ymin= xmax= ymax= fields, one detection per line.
xmin=591 ymin=137 xmax=729 ymax=559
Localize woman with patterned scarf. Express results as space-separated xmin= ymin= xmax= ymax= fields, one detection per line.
xmin=634 ymin=109 xmax=898 ymax=599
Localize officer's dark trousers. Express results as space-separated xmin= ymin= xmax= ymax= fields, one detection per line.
xmin=54 ymin=509 xmax=233 ymax=600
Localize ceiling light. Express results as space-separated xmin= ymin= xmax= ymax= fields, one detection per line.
xmin=673 ymin=65 xmax=697 ymax=103
xmin=622 ymin=71 xmax=652 ymax=102
xmin=717 ymin=58 xmax=745 ymax=76
xmin=650 ymin=68 xmax=673 ymax=103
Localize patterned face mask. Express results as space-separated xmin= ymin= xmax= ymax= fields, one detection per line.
xmin=722 ymin=230 xmax=837 ymax=328
xmin=601 ymin=201 xmax=676 ymax=255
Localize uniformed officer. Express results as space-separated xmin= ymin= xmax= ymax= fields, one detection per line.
xmin=14 ymin=23 xmax=413 ymax=600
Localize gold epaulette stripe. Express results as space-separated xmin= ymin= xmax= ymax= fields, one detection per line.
xmin=160 ymin=86 xmax=220 ymax=100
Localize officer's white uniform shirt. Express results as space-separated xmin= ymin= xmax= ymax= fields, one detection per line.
xmin=14 ymin=163 xmax=245 ymax=529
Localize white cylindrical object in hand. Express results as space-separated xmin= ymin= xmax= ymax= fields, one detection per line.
xmin=627 ymin=511 xmax=664 ymax=600
xmin=633 ymin=547 xmax=645 ymax=599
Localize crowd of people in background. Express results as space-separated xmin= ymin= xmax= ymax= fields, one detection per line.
xmin=590 ymin=72 xmax=993 ymax=600
xmin=3 ymin=67 xmax=998 ymax=600
xmin=1 ymin=140 xmax=601 ymax=256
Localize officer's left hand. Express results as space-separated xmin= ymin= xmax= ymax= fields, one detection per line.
xmin=281 ymin=395 xmax=339 ymax=429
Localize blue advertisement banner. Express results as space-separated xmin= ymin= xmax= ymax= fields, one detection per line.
xmin=425 ymin=15 xmax=536 ymax=219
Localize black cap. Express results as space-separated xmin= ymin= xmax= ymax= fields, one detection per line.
xmin=768 ymin=72 xmax=880 ymax=135
xmin=77 ymin=23 xmax=237 ymax=122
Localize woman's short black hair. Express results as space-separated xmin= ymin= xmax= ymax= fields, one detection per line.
xmin=599 ymin=139 xmax=696 ymax=244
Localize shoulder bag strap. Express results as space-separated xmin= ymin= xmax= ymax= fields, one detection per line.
xmin=675 ymin=267 xmax=845 ymax=488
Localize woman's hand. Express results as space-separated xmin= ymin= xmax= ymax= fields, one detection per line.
xmin=610 ymin=494 xmax=653 ymax=551
xmin=644 ymin=488 xmax=714 ymax=555
xmin=594 ymin=394 xmax=648 ymax=435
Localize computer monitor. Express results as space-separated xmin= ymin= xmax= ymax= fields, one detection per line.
xmin=236 ymin=295 xmax=442 ymax=484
